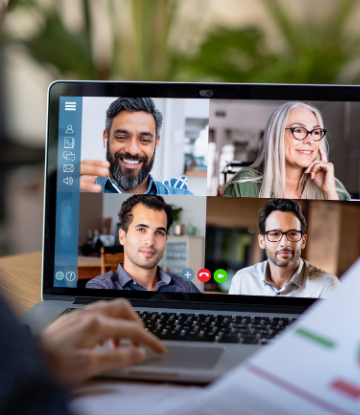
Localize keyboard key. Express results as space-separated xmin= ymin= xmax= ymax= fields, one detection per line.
xmin=231 ymin=323 xmax=246 ymax=329
xmin=257 ymin=329 xmax=269 ymax=335
xmin=234 ymin=328 xmax=251 ymax=334
xmin=253 ymin=317 xmax=271 ymax=324
xmin=250 ymin=324 xmax=265 ymax=329
xmin=219 ymin=335 xmax=240 ymax=343
xmin=242 ymin=336 xmax=259 ymax=344
xmin=234 ymin=316 xmax=251 ymax=323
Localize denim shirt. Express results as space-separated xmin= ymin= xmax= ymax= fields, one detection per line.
xmin=86 ymin=264 xmax=200 ymax=293
xmin=95 ymin=174 xmax=193 ymax=195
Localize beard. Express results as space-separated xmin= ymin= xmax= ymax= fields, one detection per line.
xmin=266 ymin=248 xmax=301 ymax=268
xmin=106 ymin=142 xmax=156 ymax=191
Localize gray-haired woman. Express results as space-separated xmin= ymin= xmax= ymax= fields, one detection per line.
xmin=223 ymin=101 xmax=350 ymax=200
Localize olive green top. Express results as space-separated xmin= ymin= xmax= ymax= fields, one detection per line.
xmin=223 ymin=169 xmax=351 ymax=201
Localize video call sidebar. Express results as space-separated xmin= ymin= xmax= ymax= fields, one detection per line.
xmin=53 ymin=97 xmax=83 ymax=288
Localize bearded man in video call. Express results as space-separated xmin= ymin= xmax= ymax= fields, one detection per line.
xmin=80 ymin=97 xmax=193 ymax=195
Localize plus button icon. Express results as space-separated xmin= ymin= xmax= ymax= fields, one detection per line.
xmin=181 ymin=268 xmax=194 ymax=281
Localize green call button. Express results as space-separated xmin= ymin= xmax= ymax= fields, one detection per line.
xmin=214 ymin=269 xmax=228 ymax=283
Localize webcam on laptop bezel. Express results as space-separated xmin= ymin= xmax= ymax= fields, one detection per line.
xmin=199 ymin=89 xmax=213 ymax=97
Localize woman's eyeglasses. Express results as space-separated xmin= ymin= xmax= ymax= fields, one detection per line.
xmin=285 ymin=127 xmax=327 ymax=141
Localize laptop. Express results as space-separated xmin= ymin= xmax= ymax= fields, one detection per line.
xmin=21 ymin=81 xmax=360 ymax=383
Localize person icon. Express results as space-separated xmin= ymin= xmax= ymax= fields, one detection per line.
xmin=65 ymin=124 xmax=74 ymax=134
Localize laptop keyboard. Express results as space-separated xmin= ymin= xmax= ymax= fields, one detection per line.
xmin=66 ymin=308 xmax=296 ymax=344
xmin=136 ymin=311 xmax=297 ymax=344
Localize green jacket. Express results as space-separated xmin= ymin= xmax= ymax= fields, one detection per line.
xmin=223 ymin=170 xmax=351 ymax=201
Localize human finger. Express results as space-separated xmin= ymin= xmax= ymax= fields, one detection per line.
xmin=304 ymin=161 xmax=325 ymax=180
xmin=310 ymin=162 xmax=330 ymax=180
xmin=305 ymin=161 xmax=320 ymax=175
xmin=84 ymin=298 xmax=143 ymax=326
xmin=109 ymin=338 xmax=140 ymax=349
xmin=83 ymin=345 xmax=146 ymax=379
xmin=109 ymin=338 xmax=121 ymax=349
xmin=82 ymin=315 xmax=166 ymax=354
xmin=110 ymin=339 xmax=141 ymax=349
xmin=80 ymin=176 xmax=102 ymax=192
xmin=315 ymin=162 xmax=334 ymax=180
xmin=318 ymin=146 xmax=328 ymax=163
xmin=81 ymin=159 xmax=110 ymax=168
xmin=305 ymin=160 xmax=326 ymax=174
xmin=54 ymin=299 xmax=145 ymax=346
xmin=80 ymin=160 xmax=110 ymax=177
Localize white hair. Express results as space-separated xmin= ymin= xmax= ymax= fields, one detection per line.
xmin=225 ymin=101 xmax=346 ymax=199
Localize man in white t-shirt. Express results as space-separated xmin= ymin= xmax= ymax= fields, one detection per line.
xmin=229 ymin=199 xmax=339 ymax=298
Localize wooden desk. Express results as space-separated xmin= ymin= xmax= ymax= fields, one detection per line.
xmin=0 ymin=252 xmax=103 ymax=313
xmin=0 ymin=252 xmax=121 ymax=314
xmin=0 ymin=251 xmax=42 ymax=316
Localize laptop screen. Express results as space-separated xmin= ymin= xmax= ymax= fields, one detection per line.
xmin=44 ymin=82 xmax=360 ymax=306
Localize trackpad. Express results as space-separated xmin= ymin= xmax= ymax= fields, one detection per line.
xmin=140 ymin=346 xmax=224 ymax=370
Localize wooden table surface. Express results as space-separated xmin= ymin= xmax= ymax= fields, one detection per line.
xmin=0 ymin=251 xmax=42 ymax=316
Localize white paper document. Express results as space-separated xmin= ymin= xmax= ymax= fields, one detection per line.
xmin=72 ymin=259 xmax=360 ymax=415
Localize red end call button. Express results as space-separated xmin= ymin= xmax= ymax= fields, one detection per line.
xmin=197 ymin=268 xmax=211 ymax=283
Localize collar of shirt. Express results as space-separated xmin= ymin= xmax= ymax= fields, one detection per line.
xmin=264 ymin=258 xmax=305 ymax=292
xmin=114 ymin=263 xmax=172 ymax=291
xmin=106 ymin=174 xmax=159 ymax=194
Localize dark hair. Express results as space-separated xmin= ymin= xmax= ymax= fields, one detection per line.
xmin=105 ymin=97 xmax=162 ymax=138
xmin=119 ymin=194 xmax=173 ymax=233
xmin=258 ymin=199 xmax=307 ymax=235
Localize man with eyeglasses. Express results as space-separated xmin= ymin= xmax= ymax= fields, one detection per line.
xmin=229 ymin=199 xmax=340 ymax=297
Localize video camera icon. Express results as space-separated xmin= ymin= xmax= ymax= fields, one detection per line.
xmin=63 ymin=151 xmax=75 ymax=161
xmin=214 ymin=269 xmax=228 ymax=283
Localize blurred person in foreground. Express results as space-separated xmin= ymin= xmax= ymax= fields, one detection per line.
xmin=0 ymin=295 xmax=165 ymax=414
xmin=0 ymin=4 xmax=163 ymax=414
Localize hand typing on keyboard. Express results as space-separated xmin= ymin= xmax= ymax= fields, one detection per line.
xmin=38 ymin=299 xmax=166 ymax=385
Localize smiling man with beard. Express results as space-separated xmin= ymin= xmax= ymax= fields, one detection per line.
xmin=86 ymin=195 xmax=200 ymax=293
xmin=229 ymin=199 xmax=339 ymax=298
xmin=80 ymin=97 xmax=193 ymax=194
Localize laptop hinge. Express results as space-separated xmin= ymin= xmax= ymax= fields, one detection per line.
xmin=73 ymin=297 xmax=308 ymax=314
xmin=74 ymin=297 xmax=116 ymax=305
